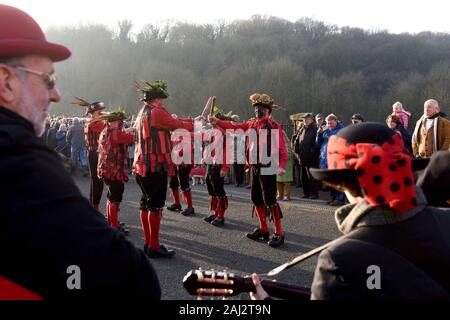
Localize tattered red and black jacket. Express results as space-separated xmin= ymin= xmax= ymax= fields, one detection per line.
xmin=133 ymin=104 xmax=193 ymax=177
xmin=84 ymin=119 xmax=105 ymax=151
xmin=97 ymin=125 xmax=134 ymax=182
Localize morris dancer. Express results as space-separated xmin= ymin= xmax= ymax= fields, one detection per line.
xmin=209 ymin=93 xmax=288 ymax=247
xmin=202 ymin=105 xmax=231 ymax=227
xmin=71 ymin=97 xmax=106 ymax=211
xmin=167 ymin=131 xmax=195 ymax=216
xmin=97 ymin=109 xmax=134 ymax=234
xmin=133 ymin=80 xmax=195 ymax=258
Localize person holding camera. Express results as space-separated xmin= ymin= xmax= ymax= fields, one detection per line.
xmin=316 ymin=114 xmax=346 ymax=206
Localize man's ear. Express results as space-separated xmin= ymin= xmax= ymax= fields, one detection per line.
xmin=0 ymin=64 xmax=19 ymax=104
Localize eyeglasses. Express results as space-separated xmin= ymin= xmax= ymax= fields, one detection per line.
xmin=14 ymin=66 xmax=56 ymax=90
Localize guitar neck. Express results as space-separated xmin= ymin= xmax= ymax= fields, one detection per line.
xmin=243 ymin=278 xmax=311 ymax=300
xmin=183 ymin=270 xmax=311 ymax=299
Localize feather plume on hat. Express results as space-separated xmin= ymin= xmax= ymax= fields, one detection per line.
xmin=71 ymin=97 xmax=106 ymax=115
xmin=71 ymin=97 xmax=91 ymax=107
xmin=96 ymin=108 xmax=126 ymax=122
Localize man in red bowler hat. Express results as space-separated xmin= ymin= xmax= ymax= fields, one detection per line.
xmin=0 ymin=4 xmax=161 ymax=300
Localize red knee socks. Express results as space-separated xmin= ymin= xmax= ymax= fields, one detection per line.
xmin=140 ymin=210 xmax=150 ymax=246
xmin=182 ymin=190 xmax=193 ymax=208
xmin=254 ymin=205 xmax=269 ymax=232
xmin=149 ymin=210 xmax=162 ymax=249
xmin=171 ymin=189 xmax=181 ymax=205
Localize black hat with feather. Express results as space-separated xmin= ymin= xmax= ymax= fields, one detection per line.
xmin=71 ymin=97 xmax=105 ymax=116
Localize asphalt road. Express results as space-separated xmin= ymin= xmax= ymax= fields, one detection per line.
xmin=73 ymin=174 xmax=341 ymax=300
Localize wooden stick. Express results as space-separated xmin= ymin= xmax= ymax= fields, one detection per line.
xmin=209 ymin=96 xmax=216 ymax=117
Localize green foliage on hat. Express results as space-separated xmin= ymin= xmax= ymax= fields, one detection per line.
xmin=106 ymin=107 xmax=126 ymax=122
xmin=133 ymin=79 xmax=169 ymax=99
xmin=212 ymin=106 xmax=233 ymax=120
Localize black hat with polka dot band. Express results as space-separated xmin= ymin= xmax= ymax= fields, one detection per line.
xmin=310 ymin=122 xmax=428 ymax=213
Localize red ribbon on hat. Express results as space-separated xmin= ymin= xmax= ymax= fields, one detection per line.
xmin=327 ymin=133 xmax=417 ymax=213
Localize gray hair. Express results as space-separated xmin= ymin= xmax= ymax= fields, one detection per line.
xmin=0 ymin=56 xmax=27 ymax=81
xmin=424 ymin=99 xmax=439 ymax=110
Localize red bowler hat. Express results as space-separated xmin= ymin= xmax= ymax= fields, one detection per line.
xmin=0 ymin=4 xmax=71 ymax=61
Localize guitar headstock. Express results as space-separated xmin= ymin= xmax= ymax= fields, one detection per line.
xmin=183 ymin=269 xmax=250 ymax=297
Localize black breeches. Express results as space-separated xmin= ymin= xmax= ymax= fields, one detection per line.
xmin=88 ymin=150 xmax=104 ymax=204
xmin=169 ymin=165 xmax=192 ymax=191
xmin=251 ymin=166 xmax=277 ymax=206
xmin=104 ymin=179 xmax=125 ymax=203
xmin=206 ymin=165 xmax=226 ymax=197
xmin=136 ymin=171 xmax=168 ymax=211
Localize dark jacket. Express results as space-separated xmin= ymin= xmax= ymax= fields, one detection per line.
xmin=294 ymin=123 xmax=320 ymax=167
xmin=311 ymin=189 xmax=450 ymax=299
xmin=46 ymin=126 xmax=58 ymax=149
xmin=0 ymin=106 xmax=161 ymax=300
xmin=393 ymin=123 xmax=413 ymax=154
xmin=66 ymin=123 xmax=85 ymax=149
xmin=416 ymin=150 xmax=450 ymax=207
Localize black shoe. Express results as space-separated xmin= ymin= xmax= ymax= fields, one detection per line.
xmin=211 ymin=217 xmax=224 ymax=226
xmin=309 ymin=195 xmax=319 ymax=200
xmin=167 ymin=203 xmax=182 ymax=211
xmin=246 ymin=228 xmax=270 ymax=241
xmin=329 ymin=199 xmax=346 ymax=206
xmin=181 ymin=207 xmax=195 ymax=216
xmin=300 ymin=195 xmax=310 ymax=199
xmin=203 ymin=214 xmax=216 ymax=223
xmin=119 ymin=221 xmax=126 ymax=227
xmin=146 ymin=245 xmax=175 ymax=258
xmin=116 ymin=225 xmax=129 ymax=235
xmin=268 ymin=234 xmax=285 ymax=248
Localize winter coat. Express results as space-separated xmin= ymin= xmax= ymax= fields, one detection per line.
xmin=312 ymin=188 xmax=450 ymax=300
xmin=316 ymin=122 xmax=344 ymax=169
xmin=0 ymin=106 xmax=161 ymax=300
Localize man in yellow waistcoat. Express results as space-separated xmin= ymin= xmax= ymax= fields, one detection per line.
xmin=412 ymin=99 xmax=450 ymax=158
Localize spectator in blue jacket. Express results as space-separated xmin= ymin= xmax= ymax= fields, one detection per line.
xmin=66 ymin=117 xmax=87 ymax=174
xmin=55 ymin=123 xmax=70 ymax=157
xmin=316 ymin=114 xmax=345 ymax=205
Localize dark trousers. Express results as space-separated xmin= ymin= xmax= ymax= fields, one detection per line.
xmin=233 ymin=163 xmax=245 ymax=185
xmin=88 ymin=150 xmax=104 ymax=205
xmin=104 ymin=179 xmax=125 ymax=203
xmin=206 ymin=165 xmax=226 ymax=197
xmin=294 ymin=159 xmax=301 ymax=187
xmin=136 ymin=170 xmax=168 ymax=211
xmin=251 ymin=166 xmax=277 ymax=207
xmin=169 ymin=165 xmax=192 ymax=191
xmin=300 ymin=165 xmax=319 ymax=197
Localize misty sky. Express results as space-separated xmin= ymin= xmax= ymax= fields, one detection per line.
xmin=4 ymin=0 xmax=450 ymax=34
